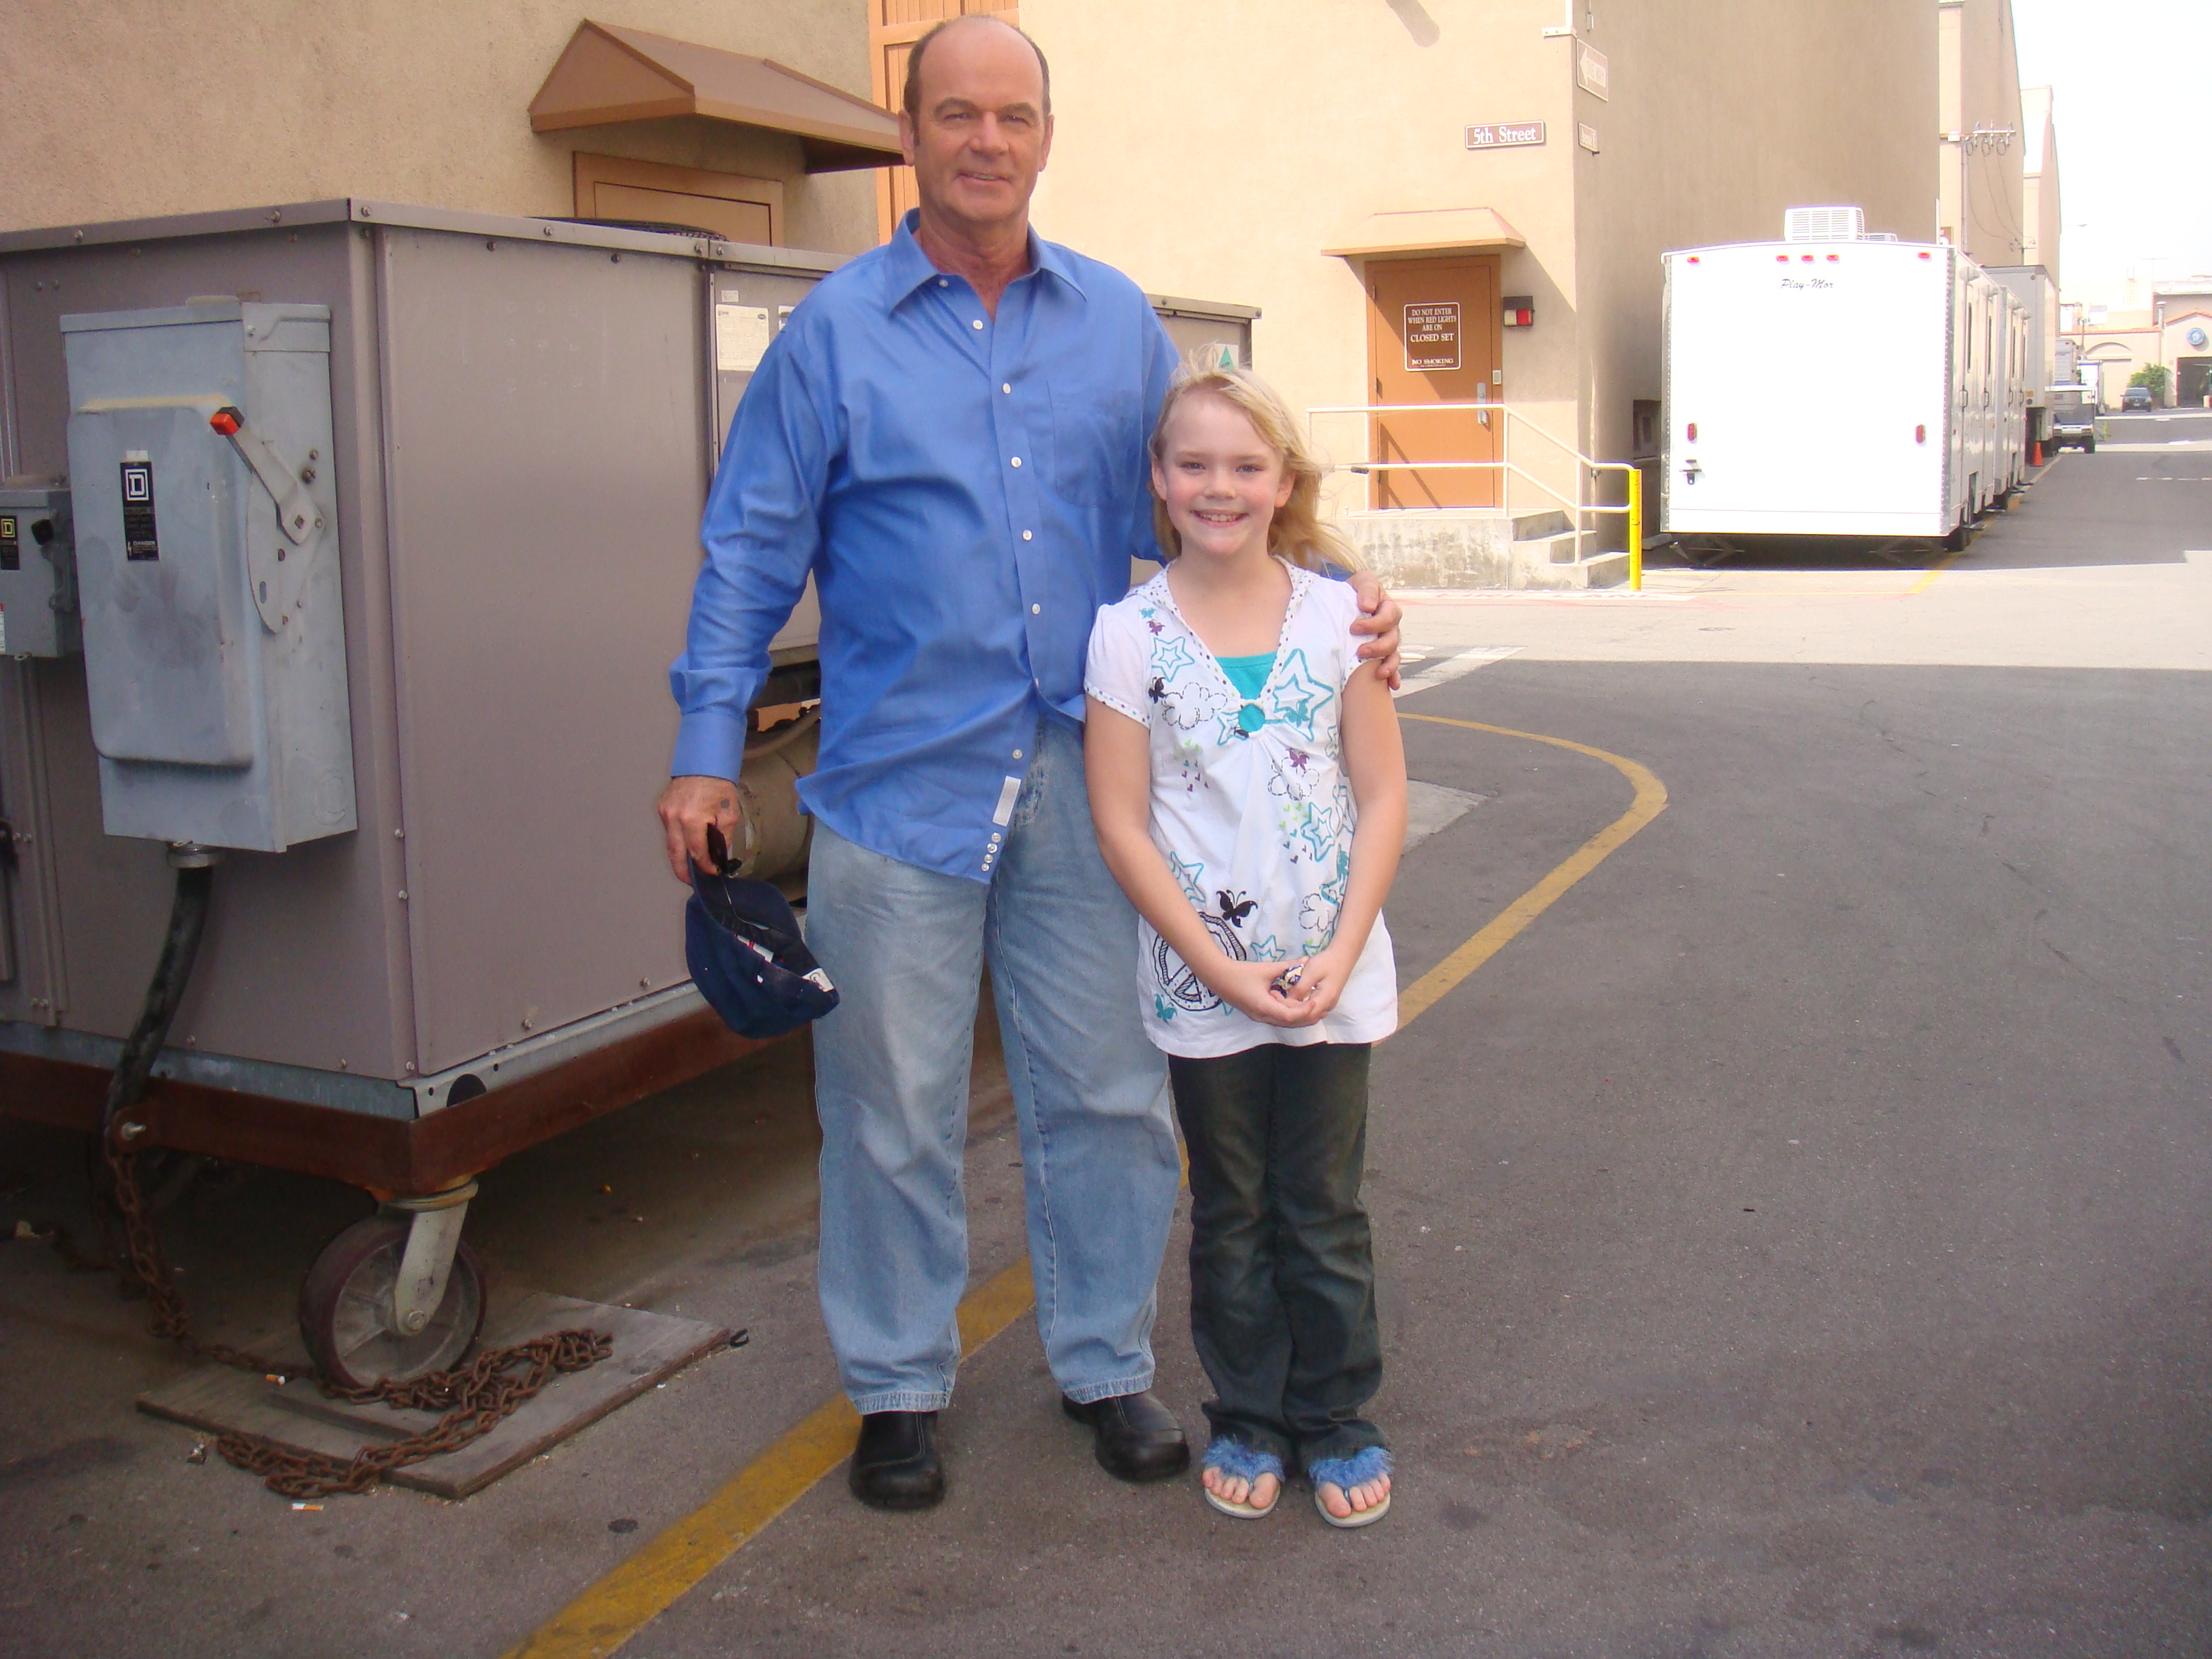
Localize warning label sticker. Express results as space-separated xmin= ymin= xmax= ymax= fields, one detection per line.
xmin=0 ymin=514 xmax=18 ymax=572
xmin=715 ymin=304 xmax=773 ymax=373
xmin=121 ymin=462 xmax=159 ymax=561
xmin=1404 ymin=302 xmax=1462 ymax=372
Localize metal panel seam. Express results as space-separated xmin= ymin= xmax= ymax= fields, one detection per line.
xmin=352 ymin=222 xmax=421 ymax=1088
xmin=372 ymin=226 xmax=438 ymax=1088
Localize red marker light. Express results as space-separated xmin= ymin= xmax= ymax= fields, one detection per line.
xmin=209 ymin=406 xmax=243 ymax=435
xmin=1826 ymin=253 xmax=1841 ymax=262
xmin=1687 ymin=255 xmax=1700 ymax=264
xmin=1915 ymin=424 xmax=1926 ymax=443
xmin=1918 ymin=251 xmax=1932 ymax=260
xmin=1687 ymin=422 xmax=1698 ymax=442
xmin=1801 ymin=254 xmax=1815 ymax=263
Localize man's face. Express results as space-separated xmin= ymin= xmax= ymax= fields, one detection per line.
xmin=900 ymin=22 xmax=1052 ymax=239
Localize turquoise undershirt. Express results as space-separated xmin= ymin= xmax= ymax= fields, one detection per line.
xmin=1215 ymin=651 xmax=1275 ymax=733
xmin=1215 ymin=651 xmax=1275 ymax=699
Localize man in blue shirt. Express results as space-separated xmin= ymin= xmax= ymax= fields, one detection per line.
xmin=658 ymin=14 xmax=1401 ymax=1510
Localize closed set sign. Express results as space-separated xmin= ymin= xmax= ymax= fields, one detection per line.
xmin=1404 ymin=302 xmax=1461 ymax=371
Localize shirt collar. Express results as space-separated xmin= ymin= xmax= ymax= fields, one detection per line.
xmin=882 ymin=209 xmax=1088 ymax=310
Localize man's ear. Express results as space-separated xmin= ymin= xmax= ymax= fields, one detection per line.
xmin=898 ymin=108 xmax=920 ymax=169
xmin=1037 ymin=112 xmax=1054 ymax=172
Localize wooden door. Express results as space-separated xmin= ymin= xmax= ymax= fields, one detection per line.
xmin=869 ymin=1 xmax=1021 ymax=243
xmin=1366 ymin=256 xmax=1502 ymax=508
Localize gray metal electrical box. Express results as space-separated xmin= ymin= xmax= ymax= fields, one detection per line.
xmin=61 ymin=301 xmax=354 ymax=851
xmin=0 ymin=478 xmax=77 ymax=659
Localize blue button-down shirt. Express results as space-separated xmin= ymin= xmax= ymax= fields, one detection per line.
xmin=670 ymin=213 xmax=1179 ymax=882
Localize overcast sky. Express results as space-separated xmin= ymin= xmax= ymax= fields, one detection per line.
xmin=2011 ymin=0 xmax=2212 ymax=291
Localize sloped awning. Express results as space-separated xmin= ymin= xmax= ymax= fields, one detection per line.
xmin=529 ymin=21 xmax=905 ymax=173
xmin=1323 ymin=207 xmax=1527 ymax=260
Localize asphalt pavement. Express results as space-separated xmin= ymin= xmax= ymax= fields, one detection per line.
xmin=3 ymin=426 xmax=2208 ymax=1657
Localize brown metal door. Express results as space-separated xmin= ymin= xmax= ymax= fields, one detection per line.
xmin=869 ymin=1 xmax=1021 ymax=243
xmin=1366 ymin=256 xmax=1501 ymax=508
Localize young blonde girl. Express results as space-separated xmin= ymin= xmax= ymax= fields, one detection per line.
xmin=1084 ymin=350 xmax=1406 ymax=1527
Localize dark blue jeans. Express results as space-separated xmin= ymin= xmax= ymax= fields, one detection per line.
xmin=1169 ymin=1042 xmax=1386 ymax=1473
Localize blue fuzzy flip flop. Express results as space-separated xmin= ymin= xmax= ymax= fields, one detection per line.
xmin=1200 ymin=1438 xmax=1286 ymax=1519
xmin=1307 ymin=1446 xmax=1393 ymax=1529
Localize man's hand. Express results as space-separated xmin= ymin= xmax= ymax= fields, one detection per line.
xmin=658 ymin=774 xmax=745 ymax=885
xmin=1345 ymin=569 xmax=1404 ymax=690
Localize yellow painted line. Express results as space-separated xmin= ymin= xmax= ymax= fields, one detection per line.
xmin=1906 ymin=548 xmax=1960 ymax=595
xmin=503 ymin=1258 xmax=1035 ymax=1659
xmin=1395 ymin=715 xmax=1668 ymax=1025
xmin=507 ymin=716 xmax=1666 ymax=1658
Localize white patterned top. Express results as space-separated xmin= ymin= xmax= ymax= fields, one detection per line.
xmin=1084 ymin=561 xmax=1398 ymax=1059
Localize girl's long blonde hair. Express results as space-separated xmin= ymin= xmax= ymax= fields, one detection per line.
xmin=1149 ymin=348 xmax=1361 ymax=574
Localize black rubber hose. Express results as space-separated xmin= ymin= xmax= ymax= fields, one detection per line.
xmin=99 ymin=863 xmax=215 ymax=1137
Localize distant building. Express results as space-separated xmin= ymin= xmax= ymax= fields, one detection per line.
xmin=2064 ymin=283 xmax=2212 ymax=408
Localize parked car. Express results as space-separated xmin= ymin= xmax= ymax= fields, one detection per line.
xmin=2122 ymin=384 xmax=2155 ymax=412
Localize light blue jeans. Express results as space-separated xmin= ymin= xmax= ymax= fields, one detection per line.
xmin=804 ymin=717 xmax=1181 ymax=1414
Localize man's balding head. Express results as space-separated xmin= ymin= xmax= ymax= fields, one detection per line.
xmin=897 ymin=13 xmax=1054 ymax=249
xmin=903 ymin=14 xmax=1051 ymax=121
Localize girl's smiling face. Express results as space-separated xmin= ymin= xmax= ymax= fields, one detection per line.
xmin=1153 ymin=390 xmax=1296 ymax=567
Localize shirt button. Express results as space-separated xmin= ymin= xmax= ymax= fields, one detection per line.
xmin=938 ymin=277 xmax=948 ymax=287
xmin=1010 ymin=456 xmax=1022 ymax=467
xmin=1030 ymin=603 xmax=1041 ymax=615
xmin=972 ymin=319 xmax=984 ymax=330
xmin=1002 ymin=382 xmax=1012 ymax=394
xmin=1010 ymin=751 xmax=1021 ymax=762
xmin=1021 ymin=529 xmax=1033 ymax=541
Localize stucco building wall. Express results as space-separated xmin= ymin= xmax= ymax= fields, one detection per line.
xmin=2018 ymin=85 xmax=2060 ymax=290
xmin=1573 ymin=0 xmax=1931 ymax=478
xmin=1025 ymin=0 xmax=1931 ymax=531
xmin=1936 ymin=0 xmax=2028 ymax=268
xmin=0 ymin=1 xmax=882 ymax=254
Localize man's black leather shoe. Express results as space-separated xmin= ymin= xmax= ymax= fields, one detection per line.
xmin=848 ymin=1410 xmax=944 ymax=1510
xmin=1061 ymin=1389 xmax=1190 ymax=1482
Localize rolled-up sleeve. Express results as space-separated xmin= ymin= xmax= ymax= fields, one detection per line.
xmin=668 ymin=328 xmax=832 ymax=781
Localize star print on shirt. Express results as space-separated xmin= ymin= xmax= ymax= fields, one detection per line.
xmin=1264 ymin=649 xmax=1334 ymax=737
xmin=1149 ymin=634 xmax=1197 ymax=680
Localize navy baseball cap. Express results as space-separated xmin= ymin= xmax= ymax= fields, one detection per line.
xmin=686 ymin=860 xmax=838 ymax=1040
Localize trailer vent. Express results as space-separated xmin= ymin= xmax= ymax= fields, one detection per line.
xmin=1784 ymin=205 xmax=1866 ymax=242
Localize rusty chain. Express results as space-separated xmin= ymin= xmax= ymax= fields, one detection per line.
xmin=81 ymin=1131 xmax=613 ymax=1500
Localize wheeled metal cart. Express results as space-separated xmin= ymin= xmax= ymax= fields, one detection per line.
xmin=0 ymin=199 xmax=1256 ymax=1385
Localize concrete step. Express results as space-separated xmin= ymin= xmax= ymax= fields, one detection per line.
xmin=1540 ymin=549 xmax=1632 ymax=590
xmin=1509 ymin=509 xmax=1572 ymax=541
xmin=1512 ymin=529 xmax=1583 ymax=565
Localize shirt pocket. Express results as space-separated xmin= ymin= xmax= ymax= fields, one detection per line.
xmin=1046 ymin=378 xmax=1142 ymax=508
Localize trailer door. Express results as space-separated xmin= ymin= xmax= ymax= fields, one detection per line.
xmin=1667 ymin=243 xmax=1947 ymax=536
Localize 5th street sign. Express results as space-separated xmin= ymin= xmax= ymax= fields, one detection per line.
xmin=1466 ymin=121 xmax=1545 ymax=149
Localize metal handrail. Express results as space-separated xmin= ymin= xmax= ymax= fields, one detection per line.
xmin=1308 ymin=401 xmax=1647 ymax=590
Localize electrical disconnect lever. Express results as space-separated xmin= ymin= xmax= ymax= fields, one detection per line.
xmin=209 ymin=405 xmax=322 ymax=546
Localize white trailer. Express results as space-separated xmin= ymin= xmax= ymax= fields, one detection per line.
xmin=1663 ymin=225 xmax=2032 ymax=549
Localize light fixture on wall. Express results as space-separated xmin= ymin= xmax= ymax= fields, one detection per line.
xmin=1502 ymin=295 xmax=1534 ymax=327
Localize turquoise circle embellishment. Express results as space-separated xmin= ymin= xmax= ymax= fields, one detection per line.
xmin=1237 ymin=703 xmax=1264 ymax=733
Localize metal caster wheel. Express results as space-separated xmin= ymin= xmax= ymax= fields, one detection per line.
xmin=300 ymin=1215 xmax=486 ymax=1389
